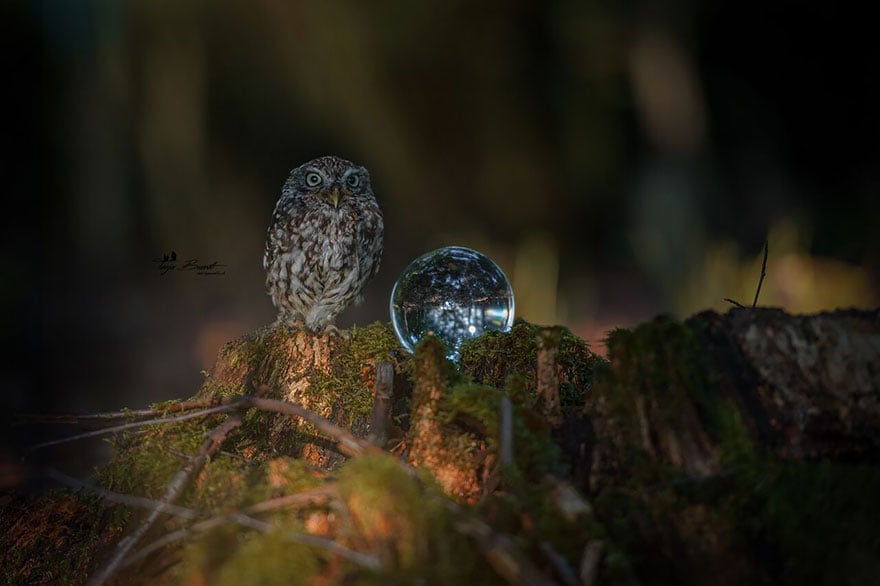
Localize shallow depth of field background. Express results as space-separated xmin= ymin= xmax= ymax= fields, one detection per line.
xmin=4 ymin=1 xmax=878 ymax=417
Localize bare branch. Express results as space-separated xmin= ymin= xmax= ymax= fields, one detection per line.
xmin=246 ymin=390 xmax=382 ymax=457
xmin=454 ymin=517 xmax=557 ymax=586
xmin=752 ymin=238 xmax=769 ymax=308
xmin=579 ymin=540 xmax=604 ymax=586
xmin=539 ymin=540 xmax=579 ymax=586
xmin=122 ymin=508 xmax=379 ymax=571
xmin=27 ymin=404 xmax=239 ymax=453
xmin=45 ymin=469 xmax=199 ymax=520
xmin=537 ymin=332 xmax=562 ymax=428
xmin=16 ymin=398 xmax=226 ymax=426
xmin=87 ymin=409 xmax=246 ymax=586
xmin=120 ymin=485 xmax=370 ymax=571
xmin=499 ymin=396 xmax=514 ymax=468
xmin=723 ymin=297 xmax=746 ymax=308
xmin=368 ymin=361 xmax=395 ymax=446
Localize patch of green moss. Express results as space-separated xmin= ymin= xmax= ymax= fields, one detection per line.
xmin=598 ymin=314 xmax=880 ymax=584
xmin=459 ymin=322 xmax=540 ymax=391
xmin=709 ymin=444 xmax=880 ymax=584
xmin=339 ymin=455 xmax=437 ymax=569
xmin=99 ymin=422 xmax=212 ymax=501
xmin=459 ymin=322 xmax=600 ymax=411
xmin=97 ymin=415 xmax=326 ymax=518
xmin=177 ymin=527 xmax=321 ymax=586
xmin=198 ymin=322 xmax=408 ymax=461
xmin=337 ymin=454 xmax=496 ymax=584
xmin=600 ymin=316 xmax=743 ymax=482
xmin=442 ymin=383 xmax=562 ymax=483
xmin=755 ymin=460 xmax=880 ymax=584
xmin=308 ymin=322 xmax=404 ymax=430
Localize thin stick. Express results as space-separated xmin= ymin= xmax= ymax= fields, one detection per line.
xmin=54 ymin=470 xmax=357 ymax=571
xmin=45 ymin=469 xmax=199 ymax=520
xmin=26 ymin=391 xmax=375 ymax=457
xmin=87 ymin=410 xmax=246 ymax=586
xmin=122 ymin=509 xmax=379 ymax=571
xmin=17 ymin=398 xmax=224 ymax=425
xmin=536 ymin=333 xmax=562 ymax=428
xmin=27 ymin=404 xmax=239 ymax=452
xmin=539 ymin=540 xmax=579 ymax=586
xmin=499 ymin=396 xmax=514 ymax=468
xmin=723 ymin=238 xmax=769 ymax=309
xmin=579 ymin=540 xmax=604 ymax=586
xmin=244 ymin=485 xmax=336 ymax=514
xmin=454 ymin=517 xmax=556 ymax=586
xmin=121 ymin=485 xmax=374 ymax=571
xmin=368 ymin=361 xmax=395 ymax=446
xmin=247 ymin=390 xmax=382 ymax=457
xmin=752 ymin=238 xmax=769 ymax=307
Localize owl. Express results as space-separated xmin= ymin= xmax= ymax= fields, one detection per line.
xmin=264 ymin=155 xmax=384 ymax=331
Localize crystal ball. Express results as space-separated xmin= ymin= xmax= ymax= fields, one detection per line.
xmin=390 ymin=246 xmax=515 ymax=359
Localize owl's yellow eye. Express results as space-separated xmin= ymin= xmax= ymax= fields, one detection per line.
xmin=346 ymin=174 xmax=360 ymax=188
xmin=305 ymin=172 xmax=322 ymax=187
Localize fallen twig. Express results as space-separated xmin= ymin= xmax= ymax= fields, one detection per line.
xmin=723 ymin=238 xmax=769 ymax=309
xmin=87 ymin=408 xmax=247 ymax=586
xmin=752 ymin=238 xmax=769 ymax=308
xmin=27 ymin=404 xmax=239 ymax=453
xmin=579 ymin=540 xmax=604 ymax=586
xmin=16 ymin=398 xmax=226 ymax=426
xmin=537 ymin=332 xmax=562 ymax=428
xmin=247 ymin=389 xmax=382 ymax=457
xmin=120 ymin=485 xmax=372 ymax=571
xmin=368 ymin=361 xmax=395 ymax=446
xmin=499 ymin=395 xmax=514 ymax=468
xmin=539 ymin=540 xmax=579 ymax=586
xmin=454 ymin=517 xmax=557 ymax=586
xmin=45 ymin=469 xmax=199 ymax=520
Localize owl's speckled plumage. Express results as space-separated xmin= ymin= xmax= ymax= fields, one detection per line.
xmin=263 ymin=155 xmax=384 ymax=330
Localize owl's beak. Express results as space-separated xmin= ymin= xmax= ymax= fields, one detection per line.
xmin=328 ymin=188 xmax=340 ymax=208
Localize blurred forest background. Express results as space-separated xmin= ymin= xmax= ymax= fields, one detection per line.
xmin=2 ymin=1 xmax=878 ymax=427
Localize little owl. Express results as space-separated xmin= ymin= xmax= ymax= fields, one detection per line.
xmin=264 ymin=155 xmax=384 ymax=331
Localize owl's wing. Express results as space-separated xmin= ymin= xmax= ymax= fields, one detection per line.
xmin=357 ymin=206 xmax=384 ymax=283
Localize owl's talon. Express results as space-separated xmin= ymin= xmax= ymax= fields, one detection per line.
xmin=274 ymin=315 xmax=307 ymax=332
xmin=321 ymin=324 xmax=349 ymax=339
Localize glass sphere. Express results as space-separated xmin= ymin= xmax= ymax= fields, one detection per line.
xmin=390 ymin=246 xmax=515 ymax=359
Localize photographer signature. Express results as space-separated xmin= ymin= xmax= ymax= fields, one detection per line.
xmin=152 ymin=251 xmax=227 ymax=276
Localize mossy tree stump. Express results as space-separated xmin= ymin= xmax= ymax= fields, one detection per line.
xmin=2 ymin=309 xmax=878 ymax=585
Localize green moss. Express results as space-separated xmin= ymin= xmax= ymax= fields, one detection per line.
xmin=756 ymin=461 xmax=880 ymax=584
xmin=350 ymin=321 xmax=403 ymax=361
xmin=183 ymin=529 xmax=321 ymax=586
xmin=99 ymin=422 xmax=211 ymax=501
xmin=459 ymin=322 xmax=600 ymax=411
xmin=459 ymin=322 xmax=540 ymax=391
xmin=336 ymin=454 xmax=506 ymax=585
xmin=597 ymin=314 xmax=880 ymax=584
xmin=600 ymin=317 xmax=733 ymax=482
xmin=442 ymin=382 xmax=562 ymax=483
xmin=308 ymin=322 xmax=404 ymax=430
xmin=338 ymin=455 xmax=438 ymax=569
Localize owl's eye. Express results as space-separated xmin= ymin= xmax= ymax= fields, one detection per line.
xmin=346 ymin=174 xmax=361 ymax=188
xmin=305 ymin=172 xmax=323 ymax=187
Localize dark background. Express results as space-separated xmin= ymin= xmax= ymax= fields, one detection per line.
xmin=2 ymin=1 xmax=877 ymax=462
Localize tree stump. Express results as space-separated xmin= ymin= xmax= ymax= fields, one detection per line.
xmin=2 ymin=309 xmax=878 ymax=585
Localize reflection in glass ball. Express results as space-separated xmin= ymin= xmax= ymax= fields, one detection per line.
xmin=390 ymin=246 xmax=515 ymax=359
